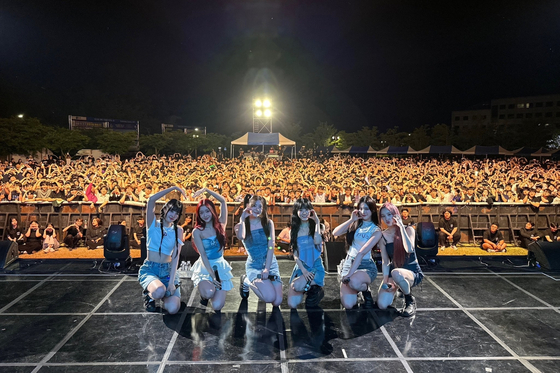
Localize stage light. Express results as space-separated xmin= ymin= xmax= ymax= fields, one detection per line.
xmin=263 ymin=99 xmax=271 ymax=108
xmin=17 ymin=114 xmax=24 ymax=118
xmin=256 ymin=110 xmax=263 ymax=117
xmin=255 ymin=100 xmax=262 ymax=107
xmin=264 ymin=109 xmax=271 ymax=117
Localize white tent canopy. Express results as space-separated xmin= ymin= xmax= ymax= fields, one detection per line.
xmin=230 ymin=132 xmax=296 ymax=157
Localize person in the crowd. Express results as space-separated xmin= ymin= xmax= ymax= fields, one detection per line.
xmin=438 ymin=210 xmax=460 ymax=250
xmin=332 ymin=196 xmax=382 ymax=309
xmin=276 ymin=222 xmax=291 ymax=254
xmin=401 ymin=208 xmax=415 ymax=228
xmin=236 ymin=195 xmax=283 ymax=306
xmin=287 ymin=198 xmax=325 ymax=309
xmin=7 ymin=218 xmax=26 ymax=249
xmin=23 ymin=220 xmax=43 ymax=254
xmin=62 ymin=218 xmax=84 ymax=251
xmin=481 ymin=222 xmax=507 ymax=253
xmin=377 ymin=202 xmax=423 ymax=317
xmin=191 ymin=187 xmax=233 ymax=312
xmin=519 ymin=221 xmax=540 ymax=248
xmin=85 ymin=217 xmax=106 ymax=250
xmin=138 ymin=186 xmax=186 ymax=314
xmin=42 ymin=223 xmax=59 ymax=253
xmin=131 ymin=216 xmax=146 ymax=250
xmin=541 ymin=222 xmax=560 ymax=242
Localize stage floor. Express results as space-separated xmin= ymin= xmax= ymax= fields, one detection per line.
xmin=1 ymin=259 xmax=559 ymax=372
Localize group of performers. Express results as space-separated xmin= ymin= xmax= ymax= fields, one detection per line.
xmin=138 ymin=186 xmax=423 ymax=317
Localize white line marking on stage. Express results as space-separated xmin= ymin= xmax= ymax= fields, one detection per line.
xmin=2 ymin=355 xmax=559 ymax=369
xmin=156 ymin=287 xmax=199 ymax=373
xmin=489 ymin=270 xmax=560 ymax=315
xmin=380 ymin=326 xmax=414 ymax=373
xmin=30 ymin=275 xmax=127 ymax=373
xmin=0 ymin=263 xmax=73 ymax=314
xmin=541 ymin=272 xmax=560 ymax=281
xmin=426 ymin=277 xmax=542 ymax=373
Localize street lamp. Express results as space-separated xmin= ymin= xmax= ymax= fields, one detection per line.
xmin=17 ymin=114 xmax=24 ymax=118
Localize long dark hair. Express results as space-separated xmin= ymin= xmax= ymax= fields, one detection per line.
xmin=159 ymin=198 xmax=182 ymax=257
xmin=290 ymin=198 xmax=316 ymax=256
xmin=193 ymin=198 xmax=226 ymax=252
xmin=346 ymin=196 xmax=378 ymax=246
xmin=243 ymin=195 xmax=271 ymax=240
xmin=380 ymin=202 xmax=406 ymax=268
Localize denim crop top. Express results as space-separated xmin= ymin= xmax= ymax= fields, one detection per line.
xmin=201 ymin=235 xmax=222 ymax=260
xmin=297 ymin=235 xmax=321 ymax=267
xmin=242 ymin=228 xmax=269 ymax=261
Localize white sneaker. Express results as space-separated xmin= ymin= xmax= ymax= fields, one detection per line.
xmin=487 ymin=249 xmax=497 ymax=253
xmin=452 ymin=245 xmax=458 ymax=250
xmin=439 ymin=246 xmax=445 ymax=251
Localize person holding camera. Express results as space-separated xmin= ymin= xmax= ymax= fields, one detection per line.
xmin=23 ymin=220 xmax=43 ymax=254
xmin=63 ymin=218 xmax=84 ymax=250
xmin=43 ymin=223 xmax=59 ymax=253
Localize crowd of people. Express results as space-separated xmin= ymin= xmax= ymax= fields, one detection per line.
xmin=1 ymin=153 xmax=560 ymax=207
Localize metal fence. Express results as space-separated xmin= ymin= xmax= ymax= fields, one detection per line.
xmin=1 ymin=202 xmax=558 ymax=247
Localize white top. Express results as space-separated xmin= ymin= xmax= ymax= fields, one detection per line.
xmin=348 ymin=221 xmax=380 ymax=260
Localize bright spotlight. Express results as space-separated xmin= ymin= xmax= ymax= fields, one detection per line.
xmin=256 ymin=110 xmax=263 ymax=117
xmin=263 ymin=99 xmax=271 ymax=108
xmin=17 ymin=114 xmax=24 ymax=118
xmin=255 ymin=100 xmax=262 ymax=107
xmin=264 ymin=109 xmax=271 ymax=117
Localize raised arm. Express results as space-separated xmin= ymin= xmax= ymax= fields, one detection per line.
xmin=146 ymin=186 xmax=187 ymax=227
xmin=194 ymin=187 xmax=228 ymax=226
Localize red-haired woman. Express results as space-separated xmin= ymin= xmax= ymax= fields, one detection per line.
xmin=377 ymin=202 xmax=423 ymax=317
xmin=191 ymin=187 xmax=233 ymax=312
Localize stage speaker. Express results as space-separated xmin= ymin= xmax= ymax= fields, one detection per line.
xmin=416 ymin=222 xmax=438 ymax=257
xmin=528 ymin=241 xmax=560 ymax=270
xmin=323 ymin=241 xmax=346 ymax=273
xmin=179 ymin=241 xmax=199 ymax=265
xmin=104 ymin=225 xmax=130 ymax=260
xmin=0 ymin=241 xmax=18 ymax=268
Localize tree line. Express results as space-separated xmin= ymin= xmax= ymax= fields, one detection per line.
xmin=0 ymin=116 xmax=557 ymax=158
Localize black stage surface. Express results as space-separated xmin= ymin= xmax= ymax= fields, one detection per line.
xmin=1 ymin=258 xmax=559 ymax=373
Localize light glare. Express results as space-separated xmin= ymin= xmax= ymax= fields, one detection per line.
xmin=256 ymin=110 xmax=263 ymax=117
xmin=264 ymin=109 xmax=271 ymax=117
xmin=255 ymin=100 xmax=262 ymax=107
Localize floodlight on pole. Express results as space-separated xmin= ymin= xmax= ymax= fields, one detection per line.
xmin=252 ymin=97 xmax=272 ymax=133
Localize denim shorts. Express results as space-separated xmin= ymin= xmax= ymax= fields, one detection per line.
xmin=341 ymin=256 xmax=378 ymax=282
xmin=138 ymin=260 xmax=181 ymax=298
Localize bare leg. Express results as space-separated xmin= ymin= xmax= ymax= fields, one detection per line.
xmin=163 ymin=295 xmax=181 ymax=314
xmin=249 ymin=278 xmax=277 ymax=303
xmin=288 ymin=276 xmax=307 ymax=309
xmin=391 ymin=268 xmax=415 ymax=295
xmin=147 ymin=279 xmax=166 ymax=300
xmin=377 ymin=279 xmax=397 ymax=309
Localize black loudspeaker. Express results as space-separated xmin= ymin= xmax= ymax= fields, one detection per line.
xmin=104 ymin=225 xmax=130 ymax=260
xmin=528 ymin=241 xmax=560 ymax=270
xmin=0 ymin=241 xmax=18 ymax=268
xmin=179 ymin=241 xmax=199 ymax=264
xmin=140 ymin=237 xmax=147 ymax=262
xmin=416 ymin=222 xmax=438 ymax=257
xmin=323 ymin=241 xmax=346 ymax=273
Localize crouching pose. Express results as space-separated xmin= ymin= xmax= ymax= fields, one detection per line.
xmin=138 ymin=186 xmax=186 ymax=314
xmin=333 ymin=196 xmax=382 ymax=309
xmin=236 ymin=195 xmax=283 ymax=306
xmin=377 ymin=202 xmax=423 ymax=317
xmin=191 ymin=187 xmax=233 ymax=312
xmin=287 ymin=198 xmax=325 ymax=309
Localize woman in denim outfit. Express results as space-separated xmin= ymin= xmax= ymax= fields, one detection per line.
xmin=191 ymin=187 xmax=233 ymax=312
xmin=333 ymin=196 xmax=382 ymax=309
xmin=138 ymin=186 xmax=187 ymax=314
xmin=236 ymin=195 xmax=282 ymax=306
xmin=287 ymin=198 xmax=325 ymax=309
xmin=377 ymin=202 xmax=423 ymax=317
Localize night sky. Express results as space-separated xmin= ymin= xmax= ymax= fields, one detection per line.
xmin=1 ymin=0 xmax=559 ymax=136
